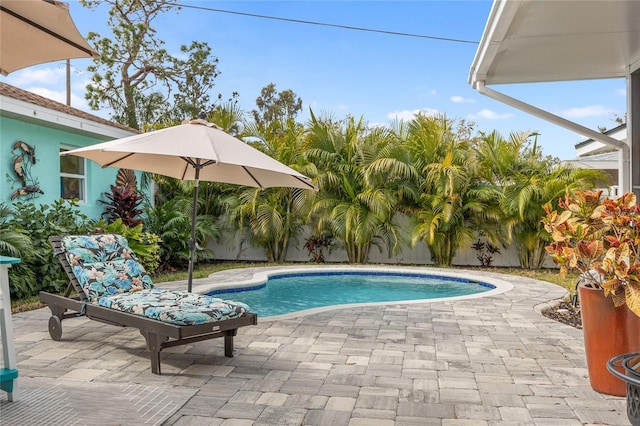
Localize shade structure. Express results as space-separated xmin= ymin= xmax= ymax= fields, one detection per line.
xmin=61 ymin=118 xmax=317 ymax=291
xmin=0 ymin=0 xmax=99 ymax=76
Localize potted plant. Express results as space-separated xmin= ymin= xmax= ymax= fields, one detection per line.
xmin=543 ymin=190 xmax=640 ymax=396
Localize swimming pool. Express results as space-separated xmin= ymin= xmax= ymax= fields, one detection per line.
xmin=205 ymin=268 xmax=510 ymax=318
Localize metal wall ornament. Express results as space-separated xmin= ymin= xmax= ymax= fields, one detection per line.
xmin=115 ymin=168 xmax=138 ymax=193
xmin=8 ymin=140 xmax=43 ymax=200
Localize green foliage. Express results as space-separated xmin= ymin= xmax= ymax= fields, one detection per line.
xmin=205 ymin=101 xmax=244 ymax=135
xmin=144 ymin=198 xmax=220 ymax=270
xmin=403 ymin=114 xmax=486 ymax=266
xmin=305 ymin=111 xmax=416 ymax=263
xmin=251 ymin=83 xmax=303 ymax=130
xmin=2 ymin=200 xmax=93 ymax=298
xmin=304 ymin=233 xmax=334 ymax=263
xmin=81 ymin=0 xmax=223 ymax=129
xmin=225 ymin=116 xmax=312 ymax=262
xmin=0 ymin=204 xmax=35 ymax=298
xmin=475 ymin=130 xmax=608 ymax=269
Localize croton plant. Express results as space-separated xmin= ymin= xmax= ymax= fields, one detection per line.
xmin=543 ymin=190 xmax=640 ymax=317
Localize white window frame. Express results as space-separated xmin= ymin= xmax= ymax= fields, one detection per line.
xmin=60 ymin=146 xmax=87 ymax=202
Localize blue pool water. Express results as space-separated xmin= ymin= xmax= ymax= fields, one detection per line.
xmin=209 ymin=271 xmax=494 ymax=317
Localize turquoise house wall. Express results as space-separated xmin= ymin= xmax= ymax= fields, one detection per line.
xmin=1 ymin=115 xmax=146 ymax=220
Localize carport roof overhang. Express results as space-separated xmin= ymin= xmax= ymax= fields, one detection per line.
xmin=468 ymin=0 xmax=640 ymax=193
xmin=469 ymin=0 xmax=640 ymax=85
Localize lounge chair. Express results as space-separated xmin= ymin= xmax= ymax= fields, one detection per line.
xmin=39 ymin=234 xmax=257 ymax=375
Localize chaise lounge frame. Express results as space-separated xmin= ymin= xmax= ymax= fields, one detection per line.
xmin=39 ymin=235 xmax=258 ymax=375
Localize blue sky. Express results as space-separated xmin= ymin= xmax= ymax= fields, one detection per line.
xmin=0 ymin=1 xmax=627 ymax=160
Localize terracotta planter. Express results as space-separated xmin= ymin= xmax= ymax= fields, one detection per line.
xmin=580 ymin=284 xmax=640 ymax=396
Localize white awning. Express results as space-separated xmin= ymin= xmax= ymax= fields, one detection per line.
xmin=469 ymin=1 xmax=640 ymax=86
xmin=469 ymin=0 xmax=640 ymax=194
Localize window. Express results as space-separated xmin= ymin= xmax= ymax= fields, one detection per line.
xmin=60 ymin=148 xmax=86 ymax=201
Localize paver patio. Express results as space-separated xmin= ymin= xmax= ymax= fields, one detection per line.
xmin=0 ymin=266 xmax=631 ymax=425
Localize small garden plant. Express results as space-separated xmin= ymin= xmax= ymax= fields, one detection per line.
xmin=543 ymin=190 xmax=640 ymax=316
xmin=471 ymin=239 xmax=501 ymax=267
xmin=304 ymin=234 xmax=333 ymax=263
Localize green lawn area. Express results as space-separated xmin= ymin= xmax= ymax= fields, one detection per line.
xmin=11 ymin=262 xmax=578 ymax=314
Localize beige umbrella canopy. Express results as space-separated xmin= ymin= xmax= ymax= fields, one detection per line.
xmin=0 ymin=0 xmax=99 ymax=76
xmin=61 ymin=118 xmax=317 ymax=291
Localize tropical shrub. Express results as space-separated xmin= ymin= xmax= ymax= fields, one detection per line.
xmin=543 ymin=190 xmax=640 ymax=316
xmin=99 ymin=184 xmax=145 ymax=227
xmin=225 ymin=117 xmax=312 ymax=263
xmin=305 ymin=112 xmax=414 ymax=263
xmin=144 ymin=198 xmax=219 ymax=270
xmin=0 ymin=204 xmax=35 ymax=298
xmin=404 ymin=114 xmax=491 ymax=266
xmin=475 ymin=130 xmax=608 ymax=269
xmin=304 ymin=233 xmax=334 ymax=263
xmin=471 ymin=239 xmax=501 ymax=267
xmin=3 ymin=200 xmax=94 ymax=297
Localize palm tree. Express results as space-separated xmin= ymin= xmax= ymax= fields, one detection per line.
xmin=402 ymin=114 xmax=500 ymax=266
xmin=224 ymin=117 xmax=312 ymax=262
xmin=475 ymin=130 xmax=608 ymax=269
xmin=206 ymin=101 xmax=244 ymax=136
xmin=305 ymin=111 xmax=416 ymax=263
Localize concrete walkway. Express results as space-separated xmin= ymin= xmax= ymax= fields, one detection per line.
xmin=0 ymin=266 xmax=630 ymax=425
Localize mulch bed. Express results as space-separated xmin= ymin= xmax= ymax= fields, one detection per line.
xmin=541 ymin=299 xmax=582 ymax=329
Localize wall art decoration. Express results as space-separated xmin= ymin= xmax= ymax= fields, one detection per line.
xmin=8 ymin=140 xmax=44 ymax=200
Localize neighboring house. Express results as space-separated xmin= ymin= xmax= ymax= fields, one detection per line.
xmin=570 ymin=124 xmax=626 ymax=197
xmin=0 ymin=82 xmax=142 ymax=219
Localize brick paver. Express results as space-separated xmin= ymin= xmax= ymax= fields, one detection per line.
xmin=0 ymin=265 xmax=631 ymax=425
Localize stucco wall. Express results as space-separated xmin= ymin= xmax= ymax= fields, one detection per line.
xmin=1 ymin=115 xmax=145 ymax=220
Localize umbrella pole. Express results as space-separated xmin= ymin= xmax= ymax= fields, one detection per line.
xmin=187 ymin=163 xmax=201 ymax=293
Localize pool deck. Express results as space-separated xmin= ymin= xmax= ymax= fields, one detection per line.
xmin=0 ymin=265 xmax=631 ymax=425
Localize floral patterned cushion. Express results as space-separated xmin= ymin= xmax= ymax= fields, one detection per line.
xmin=97 ymin=289 xmax=251 ymax=326
xmin=62 ymin=235 xmax=153 ymax=303
xmin=71 ymin=260 xmax=154 ymax=303
xmin=61 ymin=234 xmax=252 ymax=325
xmin=63 ymin=234 xmax=136 ymax=265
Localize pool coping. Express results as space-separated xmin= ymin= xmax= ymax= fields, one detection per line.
xmin=192 ymin=265 xmax=514 ymax=321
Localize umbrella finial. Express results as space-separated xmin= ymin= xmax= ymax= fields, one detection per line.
xmin=198 ymin=111 xmax=206 ymax=120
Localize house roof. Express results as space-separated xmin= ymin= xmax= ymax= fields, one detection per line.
xmin=574 ymin=123 xmax=627 ymax=149
xmin=0 ymin=81 xmax=137 ymax=133
xmin=568 ymin=151 xmax=618 ymax=171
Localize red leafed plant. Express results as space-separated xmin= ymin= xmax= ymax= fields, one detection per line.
xmin=543 ymin=190 xmax=640 ymax=317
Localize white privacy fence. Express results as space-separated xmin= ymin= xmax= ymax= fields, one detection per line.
xmin=207 ymin=225 xmax=558 ymax=269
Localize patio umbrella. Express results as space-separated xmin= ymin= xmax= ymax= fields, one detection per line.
xmin=61 ymin=118 xmax=317 ymax=291
xmin=0 ymin=0 xmax=99 ymax=76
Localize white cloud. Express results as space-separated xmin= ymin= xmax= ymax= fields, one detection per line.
xmin=71 ymin=77 xmax=92 ymax=93
xmin=5 ymin=66 xmax=66 ymax=86
xmin=387 ymin=108 xmax=439 ymax=121
xmin=336 ymin=104 xmax=348 ymax=112
xmin=27 ymin=87 xmax=66 ymax=103
xmin=69 ymin=93 xmax=91 ymax=111
xmin=469 ymin=109 xmax=514 ymax=120
xmin=450 ymin=95 xmax=474 ymax=103
xmin=367 ymin=121 xmax=388 ymax=129
xmin=27 ymin=87 xmax=90 ymax=111
xmin=562 ymin=105 xmax=612 ymax=118
xmin=616 ymin=88 xmax=626 ymax=96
